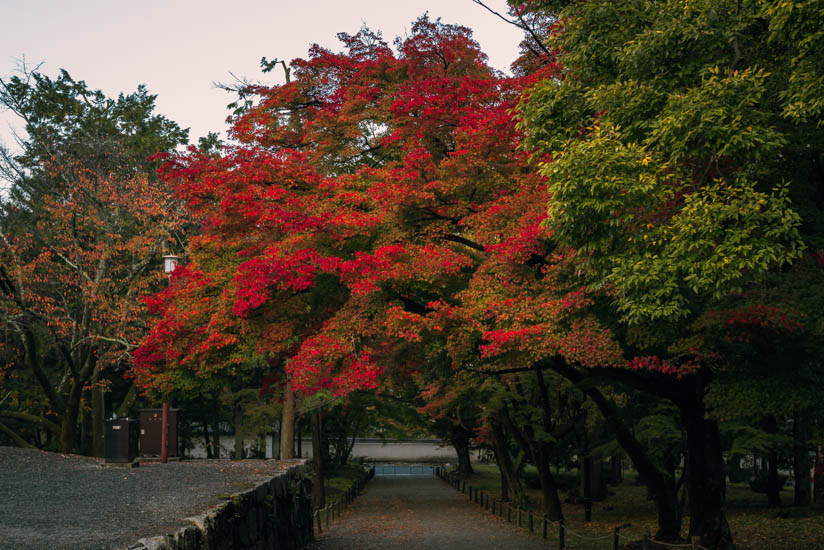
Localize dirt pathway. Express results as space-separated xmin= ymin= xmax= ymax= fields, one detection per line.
xmin=307 ymin=474 xmax=551 ymax=550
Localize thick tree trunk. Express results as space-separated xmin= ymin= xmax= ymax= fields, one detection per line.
xmin=60 ymin=352 xmax=96 ymax=454
xmin=280 ymin=379 xmax=295 ymax=460
xmin=536 ymin=445 xmax=564 ymax=521
xmin=793 ymin=412 xmax=811 ymax=506
xmin=451 ymin=425 xmax=474 ymax=476
xmin=60 ymin=386 xmax=83 ymax=453
xmin=532 ymin=368 xmax=564 ymax=521
xmin=312 ymin=409 xmax=325 ymax=509
xmin=91 ymin=385 xmax=105 ymax=458
xmin=489 ymin=418 xmax=523 ymax=504
xmin=500 ymin=464 xmax=510 ymax=502
xmin=683 ymin=408 xmax=733 ymax=549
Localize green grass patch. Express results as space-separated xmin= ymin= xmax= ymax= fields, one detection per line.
xmin=322 ymin=462 xmax=368 ymax=502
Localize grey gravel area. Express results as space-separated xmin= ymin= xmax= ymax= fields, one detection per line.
xmin=0 ymin=446 xmax=302 ymax=550
xmin=306 ymin=475 xmax=552 ymax=550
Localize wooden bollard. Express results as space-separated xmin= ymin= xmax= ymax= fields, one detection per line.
xmin=326 ymin=506 xmax=330 ymax=527
xmin=642 ymin=532 xmax=651 ymax=550
xmin=542 ymin=514 xmax=548 ymax=539
xmin=517 ymin=507 xmax=522 ymax=527
xmin=315 ymin=510 xmax=322 ymax=534
xmin=528 ymin=511 xmax=534 ymax=533
xmin=559 ymin=519 xmax=565 ymax=549
xmin=691 ymin=536 xmax=701 ymax=549
xmin=507 ymin=503 xmax=512 ymax=523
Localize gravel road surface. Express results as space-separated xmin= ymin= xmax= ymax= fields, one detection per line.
xmin=307 ymin=474 xmax=553 ymax=550
xmin=0 ymin=446 xmax=301 ymax=550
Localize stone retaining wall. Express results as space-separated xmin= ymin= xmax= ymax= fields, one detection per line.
xmin=127 ymin=461 xmax=313 ymax=550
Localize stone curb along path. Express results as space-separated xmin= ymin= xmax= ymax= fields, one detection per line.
xmin=126 ymin=461 xmax=313 ymax=550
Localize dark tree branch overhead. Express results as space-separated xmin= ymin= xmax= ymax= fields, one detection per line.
xmin=0 ymin=421 xmax=34 ymax=448
xmin=0 ymin=410 xmax=61 ymax=434
xmin=472 ymin=357 xmax=687 ymax=403
xmin=471 ymin=0 xmax=553 ymax=58
xmin=443 ymin=234 xmax=487 ymax=252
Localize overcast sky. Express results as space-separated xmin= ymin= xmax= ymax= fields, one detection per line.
xmin=0 ymin=0 xmax=523 ymax=151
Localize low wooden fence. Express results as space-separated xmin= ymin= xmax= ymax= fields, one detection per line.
xmin=433 ymin=467 xmax=710 ymax=550
xmin=312 ymin=466 xmax=375 ymax=536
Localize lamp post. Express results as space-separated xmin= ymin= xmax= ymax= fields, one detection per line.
xmin=160 ymin=255 xmax=179 ymax=463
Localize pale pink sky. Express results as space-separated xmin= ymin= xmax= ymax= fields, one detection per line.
xmin=0 ymin=0 xmax=522 ymax=151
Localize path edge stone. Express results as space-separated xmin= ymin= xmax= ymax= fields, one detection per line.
xmin=124 ymin=460 xmax=313 ymax=550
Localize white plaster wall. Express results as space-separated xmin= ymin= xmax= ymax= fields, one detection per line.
xmin=185 ymin=436 xmax=472 ymax=462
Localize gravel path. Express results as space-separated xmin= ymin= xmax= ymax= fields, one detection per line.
xmin=307 ymin=474 xmax=552 ymax=550
xmin=0 ymin=446 xmax=302 ymax=550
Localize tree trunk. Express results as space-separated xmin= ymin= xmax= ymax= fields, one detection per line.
xmin=814 ymin=444 xmax=824 ymax=506
xmin=80 ymin=397 xmax=93 ymax=455
xmin=552 ymin=360 xmax=682 ymax=541
xmin=610 ymin=454 xmax=623 ymax=484
xmin=211 ymin=403 xmax=221 ymax=459
xmin=536 ymin=445 xmax=564 ymax=521
xmin=203 ymin=420 xmax=214 ymax=459
xmin=793 ymin=411 xmax=811 ymax=506
xmin=280 ymin=379 xmax=295 ymax=459
xmin=500 ymin=463 xmax=510 ymax=502
xmin=489 ymin=418 xmax=523 ymax=504
xmin=762 ymin=415 xmax=782 ymax=507
xmin=91 ymin=385 xmax=105 ymax=458
xmin=60 ymin=393 xmax=81 ymax=453
xmin=312 ymin=408 xmax=325 ymax=509
xmin=683 ymin=407 xmax=733 ymax=549
xmin=531 ymin=368 xmax=564 ymax=521
xmin=116 ymin=384 xmax=138 ymax=418
xmin=297 ymin=417 xmax=303 ymax=458
xmin=234 ymin=405 xmax=244 ymax=459
xmin=451 ymin=425 xmax=474 ymax=476
xmin=767 ymin=452 xmax=782 ymax=507
xmin=0 ymin=421 xmax=34 ymax=448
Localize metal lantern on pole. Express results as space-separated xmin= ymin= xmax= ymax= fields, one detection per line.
xmin=160 ymin=254 xmax=179 ymax=463
xmin=162 ymin=254 xmax=179 ymax=276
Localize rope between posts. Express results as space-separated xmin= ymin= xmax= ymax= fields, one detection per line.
xmin=563 ymin=526 xmax=615 ymax=541
xmin=648 ymin=539 xmax=711 ymax=550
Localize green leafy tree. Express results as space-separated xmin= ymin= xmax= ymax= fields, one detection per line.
xmin=517 ymin=1 xmax=824 ymax=547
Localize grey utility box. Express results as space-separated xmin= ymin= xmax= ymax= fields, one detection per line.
xmin=105 ymin=418 xmax=139 ymax=463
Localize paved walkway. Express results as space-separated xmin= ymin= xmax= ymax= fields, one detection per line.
xmin=307 ymin=475 xmax=551 ymax=550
